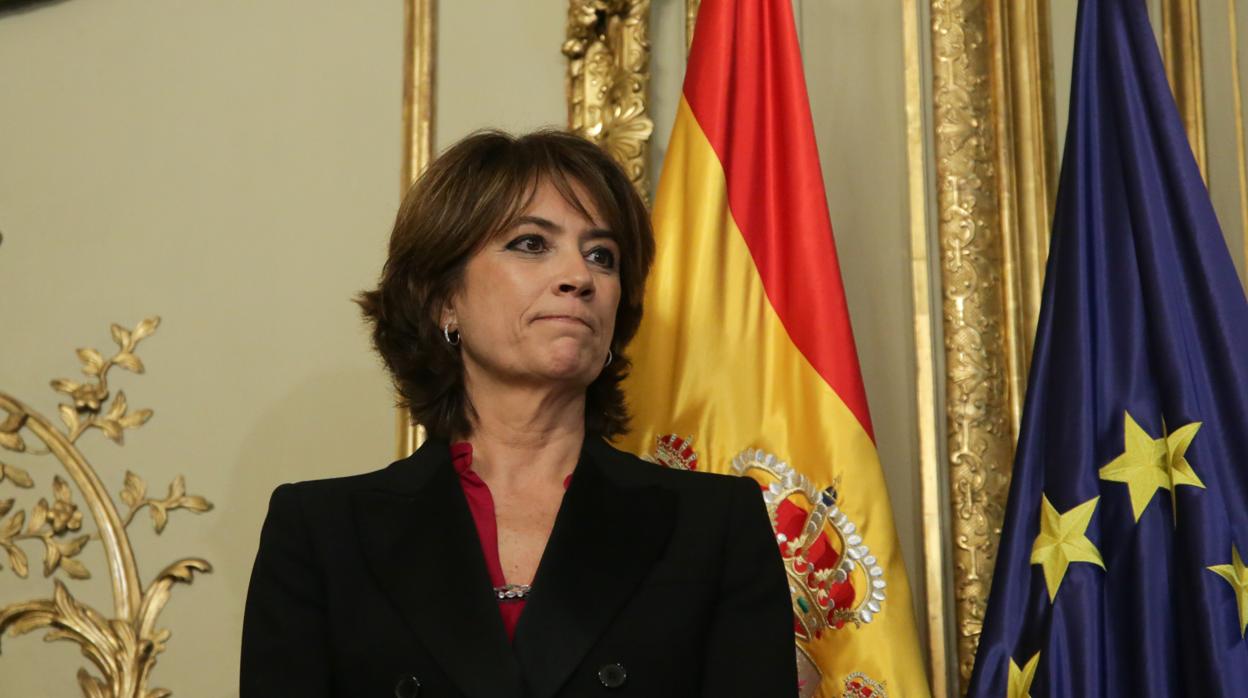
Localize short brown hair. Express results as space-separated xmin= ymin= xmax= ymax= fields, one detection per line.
xmin=356 ymin=129 xmax=654 ymax=440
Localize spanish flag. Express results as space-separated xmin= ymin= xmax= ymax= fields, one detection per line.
xmin=619 ymin=0 xmax=930 ymax=695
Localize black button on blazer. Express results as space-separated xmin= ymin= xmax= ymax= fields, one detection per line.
xmin=240 ymin=436 xmax=797 ymax=697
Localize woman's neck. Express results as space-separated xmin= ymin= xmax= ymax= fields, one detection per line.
xmin=458 ymin=374 xmax=586 ymax=490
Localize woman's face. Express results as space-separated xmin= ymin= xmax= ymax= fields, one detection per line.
xmin=445 ymin=177 xmax=622 ymax=393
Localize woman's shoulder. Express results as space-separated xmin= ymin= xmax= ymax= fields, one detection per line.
xmin=261 ymin=458 xmax=411 ymax=514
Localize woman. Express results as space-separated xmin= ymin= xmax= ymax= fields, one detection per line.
xmin=240 ymin=130 xmax=797 ymax=697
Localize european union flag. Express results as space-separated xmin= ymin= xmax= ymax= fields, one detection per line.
xmin=966 ymin=0 xmax=1248 ymax=696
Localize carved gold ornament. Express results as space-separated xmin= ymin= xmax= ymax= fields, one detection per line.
xmin=927 ymin=0 xmax=1059 ymax=688
xmin=0 ymin=317 xmax=213 ymax=698
xmin=563 ymin=0 xmax=655 ymax=199
xmin=930 ymin=1 xmax=1017 ymax=677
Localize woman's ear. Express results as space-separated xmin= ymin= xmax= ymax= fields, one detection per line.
xmin=437 ymin=300 xmax=456 ymax=329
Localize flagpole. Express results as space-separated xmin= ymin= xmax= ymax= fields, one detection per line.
xmin=1161 ymin=0 xmax=1209 ymax=180
xmin=398 ymin=0 xmax=436 ymax=458
xmin=903 ymin=0 xmax=952 ymax=693
xmin=1227 ymin=0 xmax=1248 ymax=290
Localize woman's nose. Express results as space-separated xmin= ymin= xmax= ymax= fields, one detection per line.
xmin=557 ymin=276 xmax=594 ymax=297
xmin=555 ymin=253 xmax=595 ymax=297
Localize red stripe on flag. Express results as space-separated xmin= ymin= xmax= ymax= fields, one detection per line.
xmin=681 ymin=0 xmax=874 ymax=439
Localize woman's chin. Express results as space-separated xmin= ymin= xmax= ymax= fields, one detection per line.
xmin=534 ymin=351 xmax=600 ymax=384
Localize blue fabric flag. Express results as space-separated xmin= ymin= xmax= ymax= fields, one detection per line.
xmin=966 ymin=0 xmax=1248 ymax=696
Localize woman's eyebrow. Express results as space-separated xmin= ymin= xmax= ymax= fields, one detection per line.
xmin=512 ymin=215 xmax=615 ymax=242
xmin=512 ymin=215 xmax=559 ymax=231
xmin=582 ymin=229 xmax=617 ymax=244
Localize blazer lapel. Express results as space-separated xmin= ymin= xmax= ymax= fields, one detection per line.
xmin=352 ymin=438 xmax=524 ymax=698
xmin=512 ymin=438 xmax=677 ymax=698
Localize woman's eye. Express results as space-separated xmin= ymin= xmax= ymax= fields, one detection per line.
xmin=587 ymin=247 xmax=617 ymax=269
xmin=508 ymin=235 xmax=547 ymax=253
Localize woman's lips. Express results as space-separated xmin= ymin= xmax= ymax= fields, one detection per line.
xmin=536 ymin=315 xmax=592 ymax=328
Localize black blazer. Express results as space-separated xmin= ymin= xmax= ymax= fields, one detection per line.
xmin=240 ymin=436 xmax=797 ymax=697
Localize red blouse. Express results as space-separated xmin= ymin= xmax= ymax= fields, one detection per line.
xmin=450 ymin=442 xmax=571 ymax=642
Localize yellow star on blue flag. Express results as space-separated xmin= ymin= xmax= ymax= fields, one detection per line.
xmin=1208 ymin=545 xmax=1248 ymax=637
xmin=1030 ymin=495 xmax=1104 ymax=601
xmin=1098 ymin=411 xmax=1203 ymax=522
xmin=1006 ymin=651 xmax=1040 ymax=698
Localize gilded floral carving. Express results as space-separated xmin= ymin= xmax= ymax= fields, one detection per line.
xmin=0 ymin=318 xmax=213 ymax=697
xmin=563 ymin=0 xmax=654 ymax=199
xmin=930 ymin=0 xmax=1016 ymax=688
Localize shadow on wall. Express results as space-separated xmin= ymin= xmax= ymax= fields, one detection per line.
xmin=208 ymin=364 xmax=393 ymax=663
xmin=217 ymin=364 xmax=394 ymax=586
xmin=0 ymin=0 xmax=73 ymax=18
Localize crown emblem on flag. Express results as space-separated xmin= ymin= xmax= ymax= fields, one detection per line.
xmin=841 ymin=671 xmax=887 ymax=698
xmin=645 ymin=434 xmax=700 ymax=470
xmin=730 ymin=448 xmax=887 ymax=639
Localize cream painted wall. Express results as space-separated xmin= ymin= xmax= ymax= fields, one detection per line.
xmin=0 ymin=0 xmax=402 ymax=695
xmin=435 ymin=2 xmax=567 ymax=149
